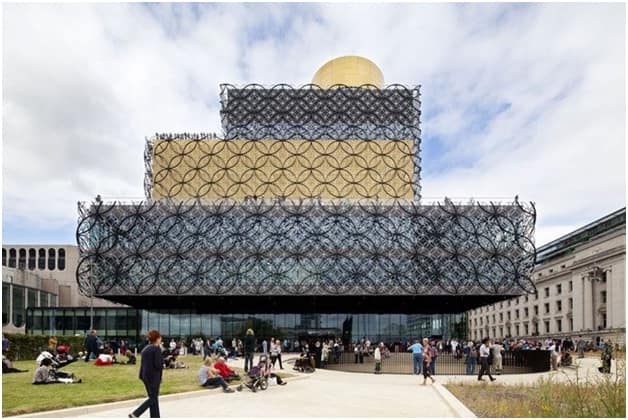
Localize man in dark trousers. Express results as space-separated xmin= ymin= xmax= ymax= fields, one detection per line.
xmin=478 ymin=337 xmax=496 ymax=382
xmin=244 ymin=328 xmax=256 ymax=373
xmin=130 ymin=330 xmax=163 ymax=418
xmin=83 ymin=330 xmax=98 ymax=362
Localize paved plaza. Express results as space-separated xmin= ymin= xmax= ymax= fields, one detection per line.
xmin=12 ymin=354 xmax=622 ymax=418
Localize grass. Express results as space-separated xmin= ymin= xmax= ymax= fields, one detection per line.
xmin=446 ymin=360 xmax=626 ymax=418
xmin=2 ymin=355 xmax=292 ymax=416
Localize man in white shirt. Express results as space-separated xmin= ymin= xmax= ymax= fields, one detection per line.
xmin=478 ymin=338 xmax=496 ymax=382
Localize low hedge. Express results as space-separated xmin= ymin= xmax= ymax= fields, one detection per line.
xmin=4 ymin=334 xmax=87 ymax=360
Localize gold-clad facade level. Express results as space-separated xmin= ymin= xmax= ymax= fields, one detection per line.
xmin=151 ymin=138 xmax=414 ymax=200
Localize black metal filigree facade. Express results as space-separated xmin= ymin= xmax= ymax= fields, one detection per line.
xmin=76 ymin=198 xmax=536 ymax=298
xmin=144 ymin=84 xmax=422 ymax=201
xmin=77 ymin=81 xmax=537 ymax=308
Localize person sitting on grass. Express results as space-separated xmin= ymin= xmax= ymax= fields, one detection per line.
xmin=123 ymin=350 xmax=137 ymax=365
xmin=2 ymin=354 xmax=28 ymax=373
xmin=213 ymin=356 xmax=240 ymax=382
xmin=198 ymin=359 xmax=242 ymax=393
xmin=33 ymin=358 xmax=82 ymax=384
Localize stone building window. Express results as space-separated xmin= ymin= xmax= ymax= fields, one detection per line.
xmin=38 ymin=249 xmax=46 ymax=270
xmin=544 ymin=303 xmax=550 ymax=313
xmin=556 ymin=300 xmax=562 ymax=312
xmin=556 ymin=319 xmax=562 ymax=332
xmin=556 ymin=284 xmax=562 ymax=295
xmin=28 ymin=248 xmax=36 ymax=270
xmin=2 ymin=248 xmax=6 ymax=266
xmin=48 ymin=249 xmax=56 ymax=270
xmin=18 ymin=249 xmax=26 ymax=269
xmin=544 ymin=287 xmax=550 ymax=298
xmin=58 ymin=248 xmax=66 ymax=271
xmin=8 ymin=249 xmax=16 ymax=268
xmin=601 ymin=291 xmax=607 ymax=304
xmin=569 ymin=280 xmax=573 ymax=292
xmin=544 ymin=320 xmax=550 ymax=334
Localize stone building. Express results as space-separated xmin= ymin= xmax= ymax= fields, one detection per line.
xmin=467 ymin=207 xmax=626 ymax=345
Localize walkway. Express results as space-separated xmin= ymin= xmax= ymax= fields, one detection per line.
xmin=68 ymin=367 xmax=460 ymax=418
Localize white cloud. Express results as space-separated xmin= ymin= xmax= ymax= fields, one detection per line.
xmin=2 ymin=3 xmax=625 ymax=246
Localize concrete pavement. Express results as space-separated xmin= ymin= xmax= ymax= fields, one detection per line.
xmin=12 ymin=354 xmax=621 ymax=418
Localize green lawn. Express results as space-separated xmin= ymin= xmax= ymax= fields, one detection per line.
xmin=2 ymin=355 xmax=275 ymax=416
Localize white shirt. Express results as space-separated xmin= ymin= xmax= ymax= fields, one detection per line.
xmin=480 ymin=344 xmax=490 ymax=358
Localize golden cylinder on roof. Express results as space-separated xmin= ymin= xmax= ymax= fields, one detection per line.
xmin=312 ymin=56 xmax=384 ymax=88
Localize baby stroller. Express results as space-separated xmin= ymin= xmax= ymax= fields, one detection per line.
xmin=293 ymin=352 xmax=316 ymax=373
xmin=244 ymin=354 xmax=271 ymax=392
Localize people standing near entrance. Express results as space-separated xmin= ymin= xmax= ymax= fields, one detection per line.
xmin=491 ymin=340 xmax=503 ymax=375
xmin=244 ymin=329 xmax=255 ymax=373
xmin=272 ymin=339 xmax=283 ymax=369
xmin=407 ymin=339 xmax=424 ymax=375
xmin=130 ymin=330 xmax=163 ymax=418
xmin=478 ymin=338 xmax=496 ymax=382
xmin=464 ymin=341 xmax=477 ymax=375
xmin=549 ymin=340 xmax=559 ymax=371
xmin=577 ymin=336 xmax=585 ymax=358
xmin=374 ymin=343 xmax=383 ymax=374
xmin=421 ymin=338 xmax=435 ymax=385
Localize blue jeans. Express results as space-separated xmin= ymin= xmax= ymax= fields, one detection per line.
xmin=413 ymin=353 xmax=423 ymax=375
xmin=466 ymin=358 xmax=476 ymax=375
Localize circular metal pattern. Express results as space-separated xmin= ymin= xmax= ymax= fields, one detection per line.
xmin=76 ymin=198 xmax=537 ymax=298
xmin=144 ymin=84 xmax=422 ymax=201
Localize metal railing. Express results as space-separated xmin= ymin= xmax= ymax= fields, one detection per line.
xmin=325 ymin=350 xmax=551 ymax=375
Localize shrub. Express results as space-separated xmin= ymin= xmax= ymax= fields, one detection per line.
xmin=4 ymin=333 xmax=87 ymax=360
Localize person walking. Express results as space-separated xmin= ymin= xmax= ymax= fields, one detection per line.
xmin=421 ymin=338 xmax=435 ymax=385
xmin=243 ymin=329 xmax=255 ymax=373
xmin=262 ymin=339 xmax=268 ymax=355
xmin=407 ymin=339 xmax=424 ymax=375
xmin=130 ymin=330 xmax=163 ymax=418
xmin=429 ymin=339 xmax=438 ymax=375
xmin=84 ymin=330 xmax=98 ymax=362
xmin=478 ymin=338 xmax=496 ymax=382
xmin=577 ymin=336 xmax=585 ymax=359
xmin=492 ymin=341 xmax=503 ymax=375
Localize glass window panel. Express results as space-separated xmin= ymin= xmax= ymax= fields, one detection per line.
xmin=28 ymin=249 xmax=36 ymax=270
xmin=38 ymin=249 xmax=46 ymax=270
xmin=76 ymin=309 xmax=90 ymax=333
xmin=93 ymin=309 xmax=106 ymax=332
xmin=63 ymin=309 xmax=74 ymax=333
xmin=106 ymin=310 xmax=117 ymax=337
xmin=27 ymin=288 xmax=38 ymax=309
xmin=190 ymin=313 xmax=201 ymax=337
xmin=12 ymin=286 xmax=25 ymax=327
xmin=50 ymin=294 xmax=57 ymax=307
xmin=2 ymin=283 xmax=9 ymax=325
xmin=32 ymin=309 xmax=43 ymax=332
xmin=39 ymin=290 xmax=48 ymax=306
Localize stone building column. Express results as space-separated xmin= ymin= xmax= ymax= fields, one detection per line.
xmin=605 ymin=268 xmax=613 ymax=328
xmin=583 ymin=276 xmax=593 ymax=331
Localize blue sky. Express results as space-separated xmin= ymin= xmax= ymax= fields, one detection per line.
xmin=2 ymin=3 xmax=625 ymax=247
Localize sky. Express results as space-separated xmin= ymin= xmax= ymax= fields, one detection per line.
xmin=2 ymin=2 xmax=626 ymax=248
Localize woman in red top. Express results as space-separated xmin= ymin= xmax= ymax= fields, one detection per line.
xmin=213 ymin=356 xmax=240 ymax=382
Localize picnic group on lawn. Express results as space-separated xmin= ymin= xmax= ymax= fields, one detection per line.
xmin=1 ymin=330 xmax=620 ymax=418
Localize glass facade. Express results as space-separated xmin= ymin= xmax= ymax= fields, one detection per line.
xmin=26 ymin=307 xmax=467 ymax=345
